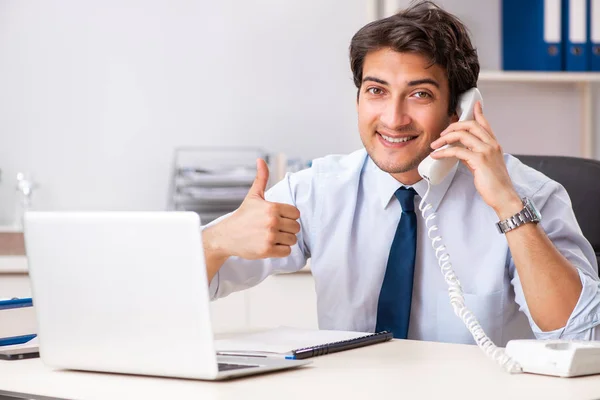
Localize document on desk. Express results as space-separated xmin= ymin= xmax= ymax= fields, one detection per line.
xmin=215 ymin=326 xmax=393 ymax=360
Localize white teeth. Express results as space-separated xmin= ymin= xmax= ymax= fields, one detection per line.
xmin=381 ymin=134 xmax=414 ymax=143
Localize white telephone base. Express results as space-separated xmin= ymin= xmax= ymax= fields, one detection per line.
xmin=505 ymin=339 xmax=600 ymax=377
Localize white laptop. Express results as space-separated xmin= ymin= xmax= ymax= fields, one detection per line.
xmin=23 ymin=211 xmax=310 ymax=380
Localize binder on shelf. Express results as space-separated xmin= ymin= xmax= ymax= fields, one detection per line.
xmin=502 ymin=0 xmax=564 ymax=71
xmin=0 ymin=298 xmax=37 ymax=347
xmin=590 ymin=0 xmax=600 ymax=70
xmin=564 ymin=0 xmax=590 ymax=71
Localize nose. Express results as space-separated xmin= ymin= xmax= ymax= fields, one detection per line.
xmin=379 ymin=98 xmax=412 ymax=130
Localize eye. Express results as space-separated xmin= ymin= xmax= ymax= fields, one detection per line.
xmin=413 ymin=91 xmax=432 ymax=99
xmin=367 ymin=87 xmax=384 ymax=95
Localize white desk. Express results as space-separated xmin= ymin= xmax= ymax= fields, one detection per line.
xmin=0 ymin=339 xmax=599 ymax=400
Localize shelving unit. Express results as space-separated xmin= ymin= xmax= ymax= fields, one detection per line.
xmin=478 ymin=71 xmax=599 ymax=159
xmin=167 ymin=147 xmax=268 ymax=225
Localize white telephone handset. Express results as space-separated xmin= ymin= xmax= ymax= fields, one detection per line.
xmin=417 ymin=87 xmax=483 ymax=184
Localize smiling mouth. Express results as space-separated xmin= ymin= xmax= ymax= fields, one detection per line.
xmin=378 ymin=132 xmax=418 ymax=143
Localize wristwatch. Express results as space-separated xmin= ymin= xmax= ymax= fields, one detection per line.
xmin=496 ymin=197 xmax=542 ymax=234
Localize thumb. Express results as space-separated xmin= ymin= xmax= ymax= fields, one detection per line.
xmin=247 ymin=158 xmax=269 ymax=199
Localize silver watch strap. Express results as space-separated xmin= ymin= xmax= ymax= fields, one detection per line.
xmin=496 ymin=205 xmax=536 ymax=234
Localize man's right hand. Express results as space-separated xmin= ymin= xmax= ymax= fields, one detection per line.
xmin=203 ymin=158 xmax=301 ymax=281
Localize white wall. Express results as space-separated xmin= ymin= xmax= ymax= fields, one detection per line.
xmin=0 ymin=0 xmax=597 ymax=224
xmin=0 ymin=0 xmax=366 ymax=224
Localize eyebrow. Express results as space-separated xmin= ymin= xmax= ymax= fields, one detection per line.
xmin=362 ymin=76 xmax=389 ymax=86
xmin=407 ymin=78 xmax=440 ymax=88
xmin=362 ymin=76 xmax=440 ymax=89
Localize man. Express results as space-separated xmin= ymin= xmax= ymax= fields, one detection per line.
xmin=202 ymin=1 xmax=600 ymax=346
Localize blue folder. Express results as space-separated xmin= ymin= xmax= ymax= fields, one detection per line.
xmin=564 ymin=0 xmax=590 ymax=71
xmin=0 ymin=298 xmax=37 ymax=347
xmin=502 ymin=0 xmax=564 ymax=71
xmin=0 ymin=298 xmax=33 ymax=311
xmin=590 ymin=0 xmax=600 ymax=70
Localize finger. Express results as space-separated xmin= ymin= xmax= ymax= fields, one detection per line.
xmin=432 ymin=130 xmax=489 ymax=152
xmin=274 ymin=232 xmax=298 ymax=246
xmin=275 ymin=203 xmax=301 ymax=220
xmin=247 ymin=158 xmax=269 ymax=199
xmin=474 ymin=101 xmax=495 ymax=139
xmin=270 ymin=244 xmax=293 ymax=258
xmin=278 ymin=218 xmax=301 ymax=234
xmin=441 ymin=120 xmax=493 ymax=145
xmin=430 ymin=145 xmax=476 ymax=162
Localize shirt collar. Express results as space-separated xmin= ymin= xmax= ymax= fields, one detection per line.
xmin=366 ymin=155 xmax=457 ymax=211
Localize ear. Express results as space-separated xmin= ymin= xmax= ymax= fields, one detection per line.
xmin=448 ymin=95 xmax=459 ymax=122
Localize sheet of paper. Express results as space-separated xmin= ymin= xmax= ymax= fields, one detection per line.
xmin=214 ymin=326 xmax=369 ymax=354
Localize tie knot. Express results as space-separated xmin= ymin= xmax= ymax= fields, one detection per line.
xmin=394 ymin=187 xmax=417 ymax=212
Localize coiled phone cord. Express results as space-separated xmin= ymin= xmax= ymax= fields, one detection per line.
xmin=418 ymin=182 xmax=523 ymax=374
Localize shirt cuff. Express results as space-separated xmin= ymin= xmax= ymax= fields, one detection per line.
xmin=531 ymin=269 xmax=600 ymax=340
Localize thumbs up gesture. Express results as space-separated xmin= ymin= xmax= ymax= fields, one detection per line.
xmin=246 ymin=158 xmax=271 ymax=201
xmin=209 ymin=158 xmax=301 ymax=260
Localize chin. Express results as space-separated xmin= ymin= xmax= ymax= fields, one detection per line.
xmin=380 ymin=161 xmax=418 ymax=174
xmin=371 ymin=150 xmax=429 ymax=175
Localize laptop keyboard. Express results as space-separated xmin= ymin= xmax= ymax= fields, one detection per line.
xmin=218 ymin=362 xmax=259 ymax=372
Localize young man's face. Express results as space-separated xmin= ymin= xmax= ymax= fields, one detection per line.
xmin=357 ymin=48 xmax=457 ymax=184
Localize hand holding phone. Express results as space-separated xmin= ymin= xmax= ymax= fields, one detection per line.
xmin=417 ymin=88 xmax=483 ymax=185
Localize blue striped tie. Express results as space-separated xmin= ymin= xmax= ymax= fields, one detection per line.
xmin=375 ymin=187 xmax=417 ymax=339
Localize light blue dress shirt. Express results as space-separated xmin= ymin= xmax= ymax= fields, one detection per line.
xmin=208 ymin=149 xmax=600 ymax=346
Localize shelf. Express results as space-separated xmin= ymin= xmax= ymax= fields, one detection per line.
xmin=0 ymin=225 xmax=22 ymax=232
xmin=0 ymin=256 xmax=28 ymax=274
xmin=479 ymin=70 xmax=600 ymax=83
xmin=478 ymin=71 xmax=596 ymax=159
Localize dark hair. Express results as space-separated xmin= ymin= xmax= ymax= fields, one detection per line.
xmin=349 ymin=0 xmax=479 ymax=115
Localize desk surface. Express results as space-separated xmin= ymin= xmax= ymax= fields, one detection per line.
xmin=1 ymin=339 xmax=599 ymax=400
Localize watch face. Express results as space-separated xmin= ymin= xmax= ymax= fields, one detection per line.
xmin=525 ymin=198 xmax=542 ymax=221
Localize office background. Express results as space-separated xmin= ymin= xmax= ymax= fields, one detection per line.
xmin=0 ymin=0 xmax=596 ymax=225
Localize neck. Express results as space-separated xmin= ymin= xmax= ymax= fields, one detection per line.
xmin=390 ymin=169 xmax=423 ymax=186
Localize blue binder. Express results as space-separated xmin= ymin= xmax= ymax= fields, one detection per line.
xmin=502 ymin=0 xmax=564 ymax=71
xmin=590 ymin=0 xmax=600 ymax=70
xmin=564 ymin=0 xmax=590 ymax=70
xmin=0 ymin=298 xmax=37 ymax=347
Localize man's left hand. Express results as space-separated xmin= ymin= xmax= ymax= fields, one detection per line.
xmin=430 ymin=101 xmax=522 ymax=219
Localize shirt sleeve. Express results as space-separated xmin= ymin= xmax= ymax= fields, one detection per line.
xmin=204 ymin=168 xmax=316 ymax=300
xmin=509 ymin=179 xmax=600 ymax=339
